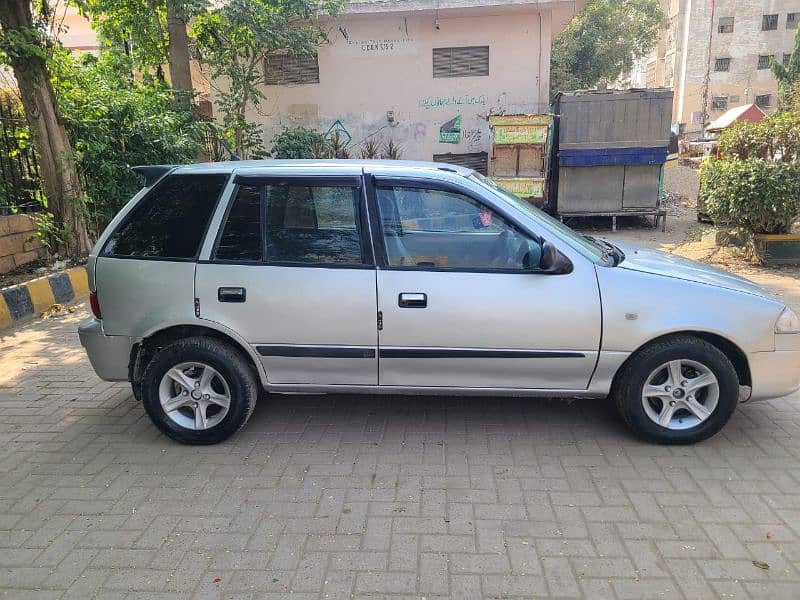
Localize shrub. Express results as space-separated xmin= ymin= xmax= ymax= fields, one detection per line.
xmin=700 ymin=158 xmax=800 ymax=234
xmin=270 ymin=126 xmax=326 ymax=159
xmin=50 ymin=50 xmax=201 ymax=232
xmin=718 ymin=112 xmax=800 ymax=161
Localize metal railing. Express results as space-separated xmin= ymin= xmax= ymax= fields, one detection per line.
xmin=0 ymin=93 xmax=45 ymax=215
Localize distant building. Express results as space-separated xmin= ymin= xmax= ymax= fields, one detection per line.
xmin=1 ymin=6 xmax=99 ymax=89
xmin=625 ymin=0 xmax=800 ymax=135
xmin=231 ymin=0 xmax=585 ymax=169
xmin=58 ymin=6 xmax=101 ymax=54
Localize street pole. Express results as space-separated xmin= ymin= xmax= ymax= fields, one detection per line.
xmin=701 ymin=0 xmax=715 ymax=136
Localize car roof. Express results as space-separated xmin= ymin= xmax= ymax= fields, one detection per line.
xmin=168 ymin=159 xmax=474 ymax=177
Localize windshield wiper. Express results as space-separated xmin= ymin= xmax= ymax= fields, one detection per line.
xmin=584 ymin=235 xmax=625 ymax=266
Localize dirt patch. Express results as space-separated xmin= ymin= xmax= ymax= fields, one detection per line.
xmin=0 ymin=258 xmax=73 ymax=290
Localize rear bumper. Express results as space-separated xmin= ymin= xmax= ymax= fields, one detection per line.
xmin=78 ymin=317 xmax=132 ymax=381
xmin=748 ymin=334 xmax=800 ymax=401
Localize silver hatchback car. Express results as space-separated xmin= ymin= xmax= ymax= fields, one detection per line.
xmin=79 ymin=160 xmax=800 ymax=445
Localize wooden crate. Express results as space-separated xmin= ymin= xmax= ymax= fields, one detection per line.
xmin=490 ymin=146 xmax=544 ymax=177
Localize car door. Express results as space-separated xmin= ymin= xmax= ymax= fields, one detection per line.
xmin=195 ymin=168 xmax=378 ymax=385
xmin=367 ymin=171 xmax=602 ymax=390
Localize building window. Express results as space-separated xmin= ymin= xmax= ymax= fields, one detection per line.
xmin=788 ymin=13 xmax=799 ymax=29
xmin=265 ymin=53 xmax=319 ymax=85
xmin=757 ymin=55 xmax=774 ymax=69
xmin=762 ymin=14 xmax=779 ymax=30
xmin=711 ymin=96 xmax=728 ymax=110
xmin=718 ymin=17 xmax=734 ymax=33
xmin=785 ymin=53 xmax=793 ymax=66
xmin=432 ymin=46 xmax=490 ymax=78
xmin=755 ymin=94 xmax=772 ymax=108
xmin=714 ymin=57 xmax=730 ymax=72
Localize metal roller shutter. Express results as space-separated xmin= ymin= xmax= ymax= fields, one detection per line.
xmin=265 ymin=54 xmax=320 ymax=85
xmin=433 ymin=152 xmax=489 ymax=175
xmin=432 ymin=46 xmax=489 ymax=78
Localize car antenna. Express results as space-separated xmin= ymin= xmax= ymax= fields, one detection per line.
xmin=216 ymin=137 xmax=241 ymax=161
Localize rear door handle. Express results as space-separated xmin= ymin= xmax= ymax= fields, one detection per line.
xmin=398 ymin=292 xmax=427 ymax=308
xmin=218 ymin=287 xmax=246 ymax=303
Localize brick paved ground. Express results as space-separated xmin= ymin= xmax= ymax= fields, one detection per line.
xmin=1 ymin=306 xmax=800 ymax=599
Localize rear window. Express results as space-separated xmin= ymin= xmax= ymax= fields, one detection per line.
xmin=102 ymin=173 xmax=227 ymax=259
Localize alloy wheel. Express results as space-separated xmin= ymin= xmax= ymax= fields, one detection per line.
xmin=641 ymin=359 xmax=719 ymax=430
xmin=158 ymin=361 xmax=231 ymax=430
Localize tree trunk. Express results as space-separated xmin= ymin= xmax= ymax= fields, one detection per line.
xmin=165 ymin=0 xmax=194 ymax=110
xmin=0 ymin=0 xmax=92 ymax=260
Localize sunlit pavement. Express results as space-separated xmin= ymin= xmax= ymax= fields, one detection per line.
xmin=0 ymin=305 xmax=799 ymax=599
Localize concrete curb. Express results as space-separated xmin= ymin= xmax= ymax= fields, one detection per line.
xmin=0 ymin=266 xmax=89 ymax=331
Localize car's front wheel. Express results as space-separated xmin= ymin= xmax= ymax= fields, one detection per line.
xmin=141 ymin=337 xmax=258 ymax=445
xmin=613 ymin=335 xmax=739 ymax=444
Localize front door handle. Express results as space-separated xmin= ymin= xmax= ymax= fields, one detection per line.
xmin=218 ymin=287 xmax=246 ymax=303
xmin=399 ymin=292 xmax=427 ymax=308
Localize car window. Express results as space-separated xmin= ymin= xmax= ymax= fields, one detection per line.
xmin=102 ymin=173 xmax=227 ymax=259
xmin=470 ymin=172 xmax=605 ymax=263
xmin=376 ymin=185 xmax=542 ymax=271
xmin=266 ymin=184 xmax=365 ymax=265
xmin=215 ymin=185 xmax=262 ymax=261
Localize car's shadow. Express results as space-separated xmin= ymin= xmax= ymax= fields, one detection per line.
xmin=237 ymin=392 xmax=632 ymax=445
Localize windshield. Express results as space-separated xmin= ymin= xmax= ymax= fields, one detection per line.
xmin=469 ymin=173 xmax=606 ymax=263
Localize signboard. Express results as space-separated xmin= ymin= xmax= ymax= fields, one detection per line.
xmin=493 ymin=177 xmax=545 ymax=199
xmin=488 ymin=114 xmax=551 ymax=145
xmin=492 ymin=125 xmax=548 ymax=145
xmin=333 ymin=21 xmax=418 ymax=57
xmin=438 ymin=115 xmax=462 ymax=143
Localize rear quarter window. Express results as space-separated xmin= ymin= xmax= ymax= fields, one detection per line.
xmin=102 ymin=173 xmax=227 ymax=259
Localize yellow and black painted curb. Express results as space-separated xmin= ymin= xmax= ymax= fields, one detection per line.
xmin=0 ymin=267 xmax=88 ymax=331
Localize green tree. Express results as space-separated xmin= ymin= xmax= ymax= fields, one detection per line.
xmin=51 ymin=49 xmax=202 ymax=229
xmin=772 ymin=27 xmax=800 ymax=111
xmin=192 ymin=0 xmax=342 ymax=158
xmin=77 ymin=0 xmax=199 ymax=105
xmin=550 ymin=0 xmax=664 ymax=98
xmin=0 ymin=0 xmax=92 ymax=258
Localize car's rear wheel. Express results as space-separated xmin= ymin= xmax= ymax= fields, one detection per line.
xmin=141 ymin=337 xmax=257 ymax=445
xmin=613 ymin=335 xmax=739 ymax=444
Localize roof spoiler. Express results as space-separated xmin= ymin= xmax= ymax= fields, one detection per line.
xmin=132 ymin=165 xmax=176 ymax=187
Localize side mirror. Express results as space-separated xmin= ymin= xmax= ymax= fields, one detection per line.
xmin=539 ymin=241 xmax=573 ymax=274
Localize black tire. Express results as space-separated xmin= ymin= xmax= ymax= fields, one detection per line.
xmin=141 ymin=336 xmax=258 ymax=445
xmin=131 ymin=380 xmax=143 ymax=402
xmin=613 ymin=335 xmax=739 ymax=444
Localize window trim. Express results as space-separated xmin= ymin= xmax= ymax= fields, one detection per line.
xmin=209 ymin=176 xmax=374 ymax=268
xmin=367 ymin=175 xmax=553 ymax=275
xmin=99 ymin=172 xmax=229 ymax=262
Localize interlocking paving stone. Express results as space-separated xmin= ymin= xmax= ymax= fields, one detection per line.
xmin=0 ymin=305 xmax=799 ymax=598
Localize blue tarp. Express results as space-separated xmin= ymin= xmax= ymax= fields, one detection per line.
xmin=559 ymin=146 xmax=668 ymax=167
